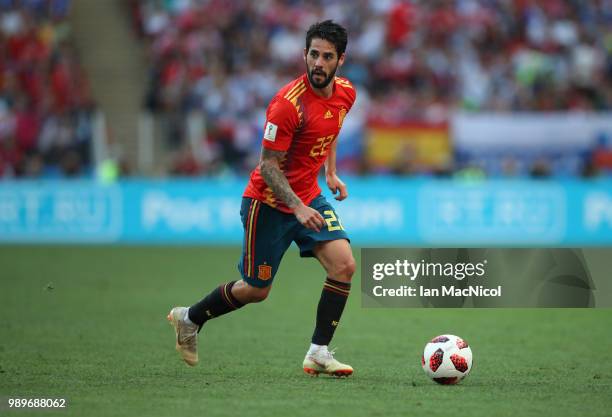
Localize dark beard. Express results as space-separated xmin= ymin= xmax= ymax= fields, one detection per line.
xmin=307 ymin=66 xmax=337 ymax=89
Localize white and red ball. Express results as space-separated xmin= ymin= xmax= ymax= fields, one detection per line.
xmin=422 ymin=334 xmax=473 ymax=385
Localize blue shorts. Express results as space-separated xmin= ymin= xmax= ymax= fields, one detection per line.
xmin=237 ymin=195 xmax=350 ymax=288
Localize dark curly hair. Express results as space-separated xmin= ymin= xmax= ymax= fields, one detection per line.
xmin=305 ymin=20 xmax=348 ymax=56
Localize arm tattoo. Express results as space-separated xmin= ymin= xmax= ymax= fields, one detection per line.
xmin=260 ymin=148 xmax=301 ymax=209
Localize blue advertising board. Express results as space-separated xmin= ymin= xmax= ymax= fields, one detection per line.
xmin=0 ymin=178 xmax=611 ymax=245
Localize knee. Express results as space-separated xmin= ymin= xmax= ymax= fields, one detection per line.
xmin=243 ymin=284 xmax=271 ymax=303
xmin=233 ymin=280 xmax=272 ymax=304
xmin=329 ymin=256 xmax=356 ymax=282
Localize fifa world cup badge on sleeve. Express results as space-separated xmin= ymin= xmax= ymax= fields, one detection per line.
xmin=264 ymin=122 xmax=278 ymax=141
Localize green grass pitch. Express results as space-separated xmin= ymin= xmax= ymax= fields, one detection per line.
xmin=1 ymin=246 xmax=611 ymax=417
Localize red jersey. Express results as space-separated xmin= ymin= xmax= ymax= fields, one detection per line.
xmin=244 ymin=73 xmax=356 ymax=213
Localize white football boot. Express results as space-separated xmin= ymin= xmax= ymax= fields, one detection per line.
xmin=303 ymin=346 xmax=353 ymax=377
xmin=167 ymin=307 xmax=199 ymax=366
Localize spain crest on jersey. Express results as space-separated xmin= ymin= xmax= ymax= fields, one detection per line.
xmin=258 ymin=264 xmax=272 ymax=280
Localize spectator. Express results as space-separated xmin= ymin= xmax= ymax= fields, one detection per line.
xmin=0 ymin=0 xmax=95 ymax=178
xmin=125 ymin=1 xmax=612 ymax=178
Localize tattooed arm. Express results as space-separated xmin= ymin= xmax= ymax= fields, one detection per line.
xmin=259 ymin=148 xmax=301 ymax=209
xmin=260 ymin=148 xmax=324 ymax=231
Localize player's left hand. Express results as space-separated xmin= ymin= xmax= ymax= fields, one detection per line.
xmin=326 ymin=174 xmax=348 ymax=201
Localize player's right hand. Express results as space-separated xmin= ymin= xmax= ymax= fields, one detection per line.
xmin=293 ymin=204 xmax=325 ymax=232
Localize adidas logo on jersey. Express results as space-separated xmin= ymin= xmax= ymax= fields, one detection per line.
xmin=324 ymin=110 xmax=333 ymax=119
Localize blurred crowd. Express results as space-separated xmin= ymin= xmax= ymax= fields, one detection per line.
xmin=2 ymin=1 xmax=611 ymax=179
xmin=132 ymin=0 xmax=612 ymax=177
xmin=0 ymin=0 xmax=95 ymax=178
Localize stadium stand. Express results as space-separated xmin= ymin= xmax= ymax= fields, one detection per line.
xmin=0 ymin=0 xmax=95 ymax=178
xmin=131 ymin=0 xmax=612 ymax=177
xmin=3 ymin=1 xmax=610 ymax=178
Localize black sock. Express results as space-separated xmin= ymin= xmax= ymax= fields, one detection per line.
xmin=188 ymin=280 xmax=244 ymax=328
xmin=311 ymin=277 xmax=351 ymax=345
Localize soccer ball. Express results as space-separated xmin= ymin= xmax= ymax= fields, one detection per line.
xmin=422 ymin=334 xmax=473 ymax=385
